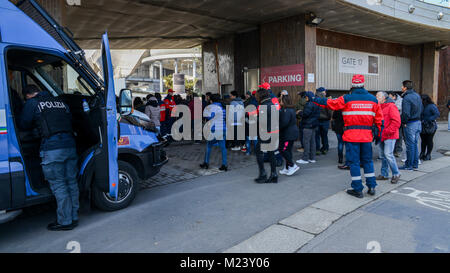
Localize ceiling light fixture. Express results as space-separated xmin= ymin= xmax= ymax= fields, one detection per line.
xmin=408 ymin=4 xmax=415 ymax=13
xmin=306 ymin=12 xmax=324 ymax=27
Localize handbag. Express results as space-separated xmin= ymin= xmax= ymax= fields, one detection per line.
xmin=422 ymin=120 xmax=437 ymax=134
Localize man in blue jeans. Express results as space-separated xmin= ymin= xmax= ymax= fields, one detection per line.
xmin=19 ymin=85 xmax=79 ymax=231
xmin=200 ymin=94 xmax=228 ymax=171
xmin=399 ymin=81 xmax=423 ymax=171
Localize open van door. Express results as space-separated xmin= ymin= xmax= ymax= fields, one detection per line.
xmin=94 ymin=33 xmax=119 ymax=200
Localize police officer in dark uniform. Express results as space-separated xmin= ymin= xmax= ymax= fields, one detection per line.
xmin=19 ymin=85 xmax=79 ymax=231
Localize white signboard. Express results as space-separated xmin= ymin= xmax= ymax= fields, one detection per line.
xmin=173 ymin=73 xmax=185 ymax=93
xmin=339 ymin=49 xmax=379 ymax=75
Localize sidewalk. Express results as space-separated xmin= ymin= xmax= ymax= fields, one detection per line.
xmin=224 ymin=151 xmax=450 ymax=253
xmin=142 ymin=122 xmax=450 ymax=190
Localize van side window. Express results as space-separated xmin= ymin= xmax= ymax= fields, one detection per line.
xmin=9 ymin=71 xmax=22 ymax=94
xmin=36 ymin=61 xmax=94 ymax=96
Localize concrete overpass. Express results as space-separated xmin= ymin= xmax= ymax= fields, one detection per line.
xmin=10 ymin=0 xmax=450 ymax=113
xmin=15 ymin=0 xmax=450 ymax=49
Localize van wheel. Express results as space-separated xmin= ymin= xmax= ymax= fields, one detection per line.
xmin=93 ymin=160 xmax=139 ymax=211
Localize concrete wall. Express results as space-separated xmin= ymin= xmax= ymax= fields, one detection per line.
xmin=260 ymin=15 xmax=306 ymax=102
xmin=234 ymin=29 xmax=260 ymax=95
xmin=437 ymin=47 xmax=449 ymax=119
xmin=202 ymin=36 xmax=235 ymax=94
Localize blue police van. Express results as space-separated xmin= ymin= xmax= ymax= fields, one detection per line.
xmin=0 ymin=0 xmax=168 ymax=223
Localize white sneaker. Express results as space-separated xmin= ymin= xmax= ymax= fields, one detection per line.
xmin=279 ymin=167 xmax=288 ymax=175
xmin=419 ymin=159 xmax=422 ymax=165
xmin=286 ymin=164 xmax=300 ymax=176
xmin=309 ymin=160 xmax=316 ymax=163
xmin=296 ymin=159 xmax=309 ymax=164
xmin=402 ymin=158 xmax=407 ymax=162
xmin=231 ymin=147 xmax=241 ymax=151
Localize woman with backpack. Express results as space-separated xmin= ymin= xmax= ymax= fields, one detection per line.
xmin=420 ymin=94 xmax=440 ymax=161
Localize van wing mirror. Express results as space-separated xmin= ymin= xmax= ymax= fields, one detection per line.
xmin=119 ymin=89 xmax=133 ymax=116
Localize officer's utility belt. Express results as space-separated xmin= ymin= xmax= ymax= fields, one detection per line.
xmin=344 ymin=125 xmax=372 ymax=131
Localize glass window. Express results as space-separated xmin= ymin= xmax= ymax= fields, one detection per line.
xmin=36 ymin=60 xmax=94 ymax=96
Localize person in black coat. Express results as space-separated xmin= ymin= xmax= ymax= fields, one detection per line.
xmin=296 ymin=92 xmax=320 ymax=164
xmin=278 ymin=95 xmax=300 ymax=176
xmin=420 ymin=94 xmax=440 ymax=161
xmin=332 ymin=110 xmax=349 ymax=169
xmin=254 ymin=88 xmax=279 ymax=184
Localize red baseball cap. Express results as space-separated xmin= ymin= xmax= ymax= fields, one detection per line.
xmin=258 ymin=82 xmax=271 ymax=90
xmin=168 ymin=89 xmax=174 ymax=93
xmin=352 ymin=74 xmax=365 ymax=87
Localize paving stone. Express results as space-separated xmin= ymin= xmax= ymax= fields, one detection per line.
xmin=418 ymin=161 xmax=450 ymax=173
xmin=310 ymin=191 xmax=374 ymax=216
xmin=398 ymin=170 xmax=427 ymax=182
xmin=279 ymin=207 xmax=341 ymax=235
xmin=224 ymin=224 xmax=314 ymax=253
xmin=140 ymin=141 xmax=258 ymax=189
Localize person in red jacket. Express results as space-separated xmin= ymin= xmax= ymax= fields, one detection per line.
xmin=308 ymin=74 xmax=384 ymax=198
xmin=163 ymin=89 xmax=176 ymax=138
xmin=376 ymin=92 xmax=401 ymax=184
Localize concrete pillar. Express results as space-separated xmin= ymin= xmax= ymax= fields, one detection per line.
xmin=260 ymin=14 xmax=307 ymax=102
xmin=422 ymin=42 xmax=440 ymax=104
xmin=193 ymin=59 xmax=197 ymax=92
xmin=174 ymin=59 xmax=178 ymax=74
xmin=159 ymin=61 xmax=163 ymax=93
xmin=409 ymin=45 xmax=423 ymax=93
xmin=410 ymin=42 xmax=441 ymax=105
xmin=437 ymin=47 xmax=449 ymax=117
xmin=304 ymin=25 xmax=317 ymax=92
xmin=149 ymin=64 xmax=154 ymax=79
xmin=193 ymin=59 xmax=197 ymax=79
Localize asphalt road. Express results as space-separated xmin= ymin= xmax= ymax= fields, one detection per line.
xmin=0 ymin=124 xmax=448 ymax=253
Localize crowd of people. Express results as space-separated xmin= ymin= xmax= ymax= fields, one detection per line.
xmin=136 ymin=75 xmax=443 ymax=198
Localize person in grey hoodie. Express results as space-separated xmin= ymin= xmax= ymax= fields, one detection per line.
xmin=145 ymin=95 xmax=161 ymax=134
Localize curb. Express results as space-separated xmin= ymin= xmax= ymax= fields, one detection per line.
xmin=224 ymin=156 xmax=450 ymax=253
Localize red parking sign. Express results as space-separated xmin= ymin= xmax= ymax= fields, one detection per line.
xmin=261 ymin=64 xmax=304 ymax=87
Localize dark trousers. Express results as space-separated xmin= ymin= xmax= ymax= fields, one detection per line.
xmin=316 ymin=120 xmax=330 ymax=151
xmin=299 ymin=124 xmax=304 ymax=148
xmin=302 ymin=128 xmax=316 ymax=161
xmin=279 ymin=140 xmax=294 ymax=168
xmin=41 ymin=147 xmax=79 ymax=226
xmin=232 ymin=125 xmax=245 ymax=147
xmin=256 ymin=141 xmax=276 ymax=175
xmin=336 ymin=133 xmax=348 ymax=165
xmin=160 ymin=119 xmax=171 ymax=136
xmin=394 ymin=126 xmax=404 ymax=154
xmin=420 ymin=132 xmax=435 ymax=156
